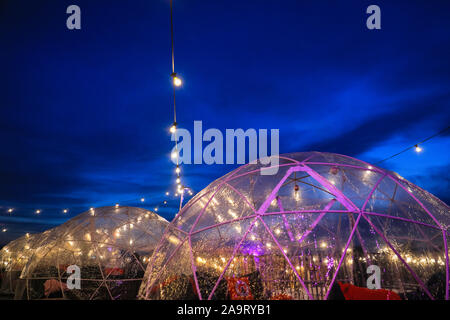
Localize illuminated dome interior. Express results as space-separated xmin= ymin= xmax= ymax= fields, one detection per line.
xmin=139 ymin=152 xmax=449 ymax=300
xmin=0 ymin=233 xmax=36 ymax=295
xmin=19 ymin=206 xmax=168 ymax=300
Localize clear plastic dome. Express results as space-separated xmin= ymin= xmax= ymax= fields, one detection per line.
xmin=0 ymin=233 xmax=36 ymax=295
xmin=19 ymin=206 xmax=168 ymax=300
xmin=139 ymin=152 xmax=449 ymax=300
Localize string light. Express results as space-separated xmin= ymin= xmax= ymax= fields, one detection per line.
xmin=169 ymin=122 xmax=177 ymax=133
xmin=172 ymin=73 xmax=182 ymax=87
xmin=0 ymin=186 xmax=194 ymax=219
xmin=376 ymin=126 xmax=449 ymax=164
xmin=2 ymin=228 xmax=6 ymax=232
xmin=175 ymin=165 xmax=181 ymax=174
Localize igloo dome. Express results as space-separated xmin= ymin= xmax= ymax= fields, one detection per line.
xmin=139 ymin=152 xmax=449 ymax=300
xmin=0 ymin=233 xmax=37 ymax=295
xmin=19 ymin=206 xmax=168 ymax=300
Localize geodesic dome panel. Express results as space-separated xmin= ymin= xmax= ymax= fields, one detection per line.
xmin=20 ymin=206 xmax=168 ymax=300
xmin=139 ymin=152 xmax=449 ymax=300
xmin=0 ymin=233 xmax=37 ymax=294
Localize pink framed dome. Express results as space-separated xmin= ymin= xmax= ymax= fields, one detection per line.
xmin=139 ymin=152 xmax=449 ymax=300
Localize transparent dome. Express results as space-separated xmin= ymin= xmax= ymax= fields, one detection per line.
xmin=139 ymin=152 xmax=449 ymax=300
xmin=19 ymin=206 xmax=168 ymax=300
xmin=0 ymin=233 xmax=36 ymax=295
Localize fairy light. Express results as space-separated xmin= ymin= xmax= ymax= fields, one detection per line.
xmin=172 ymin=75 xmax=182 ymax=87
xmin=63 ymin=209 xmax=68 ymax=214
xmin=175 ymin=165 xmax=181 ymax=174
xmin=140 ymin=198 xmax=145 ymax=202
xmin=7 ymin=208 xmax=13 ymax=213
xmin=35 ymin=209 xmax=41 ymax=214
xmin=414 ymin=144 xmax=422 ymax=153
xmin=2 ymin=228 xmax=7 ymax=233
xmin=169 ymin=122 xmax=177 ymax=133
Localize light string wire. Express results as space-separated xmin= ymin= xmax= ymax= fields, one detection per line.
xmin=168 ymin=0 xmax=189 ymax=206
xmin=375 ymin=126 xmax=449 ymax=165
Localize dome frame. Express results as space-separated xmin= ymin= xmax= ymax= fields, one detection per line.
xmin=140 ymin=152 xmax=449 ymax=300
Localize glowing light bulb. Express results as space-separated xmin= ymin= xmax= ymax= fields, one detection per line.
xmin=175 ymin=166 xmax=181 ymax=174
xmin=154 ymin=207 xmax=158 ymax=212
xmin=7 ymin=208 xmax=13 ymax=213
xmin=415 ymin=145 xmax=422 ymax=153
xmin=35 ymin=210 xmax=41 ymax=214
xmin=115 ymin=203 xmax=119 ymax=208
xmin=173 ymin=76 xmax=182 ymax=87
xmin=171 ymin=151 xmax=178 ymax=159
xmin=169 ymin=122 xmax=177 ymax=133
xmin=140 ymin=197 xmax=145 ymax=202
xmin=176 ymin=178 xmax=181 ymax=184
xmin=2 ymin=228 xmax=6 ymax=232
xmin=63 ymin=209 xmax=68 ymax=213
xmin=165 ymin=192 xmax=169 ymax=196
xmin=163 ymin=201 xmax=167 ymax=204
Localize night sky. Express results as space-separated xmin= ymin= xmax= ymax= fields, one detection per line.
xmin=0 ymin=0 xmax=449 ymax=245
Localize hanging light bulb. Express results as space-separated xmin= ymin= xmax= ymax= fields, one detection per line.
xmin=2 ymin=228 xmax=6 ymax=233
xmin=175 ymin=165 xmax=181 ymax=174
xmin=165 ymin=192 xmax=170 ymax=196
xmin=115 ymin=203 xmax=119 ymax=208
xmin=63 ymin=209 xmax=68 ymax=214
xmin=163 ymin=200 xmax=167 ymax=204
xmin=176 ymin=177 xmax=181 ymax=184
xmin=154 ymin=207 xmax=158 ymax=212
xmin=140 ymin=198 xmax=145 ymax=202
xmin=415 ymin=144 xmax=423 ymax=153
xmin=35 ymin=209 xmax=41 ymax=214
xmin=171 ymin=151 xmax=178 ymax=159
xmin=169 ymin=122 xmax=177 ymax=133
xmin=172 ymin=73 xmax=182 ymax=87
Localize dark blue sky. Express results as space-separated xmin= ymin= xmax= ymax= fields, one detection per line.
xmin=0 ymin=0 xmax=449 ymax=244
